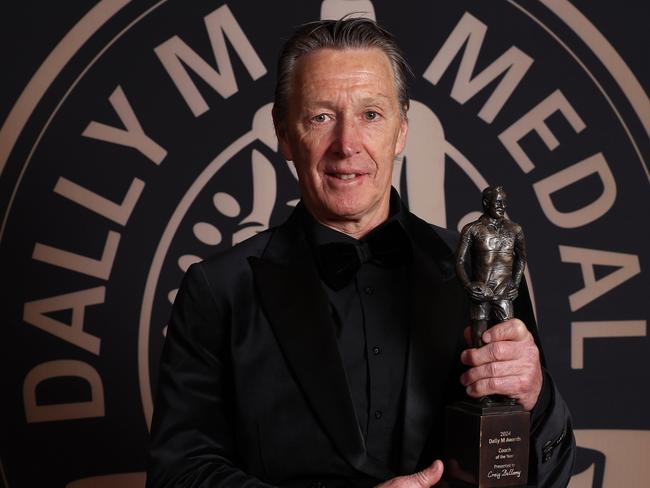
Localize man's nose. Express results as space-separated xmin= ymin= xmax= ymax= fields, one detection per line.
xmin=330 ymin=117 xmax=361 ymax=158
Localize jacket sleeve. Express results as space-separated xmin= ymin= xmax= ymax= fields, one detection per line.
xmin=515 ymin=280 xmax=576 ymax=488
xmin=528 ymin=371 xmax=576 ymax=488
xmin=146 ymin=263 xmax=275 ymax=488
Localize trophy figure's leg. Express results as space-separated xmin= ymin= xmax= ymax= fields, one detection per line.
xmin=472 ymin=319 xmax=489 ymax=348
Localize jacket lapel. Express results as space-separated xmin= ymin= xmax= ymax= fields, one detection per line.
xmin=249 ymin=210 xmax=393 ymax=480
xmin=400 ymin=214 xmax=468 ymax=471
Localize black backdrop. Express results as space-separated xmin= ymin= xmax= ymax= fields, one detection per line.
xmin=0 ymin=1 xmax=648 ymax=487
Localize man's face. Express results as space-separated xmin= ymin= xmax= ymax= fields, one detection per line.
xmin=275 ymin=48 xmax=408 ymax=229
xmin=485 ymin=191 xmax=507 ymax=220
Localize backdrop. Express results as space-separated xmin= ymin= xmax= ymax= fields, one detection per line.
xmin=1 ymin=1 xmax=648 ymax=487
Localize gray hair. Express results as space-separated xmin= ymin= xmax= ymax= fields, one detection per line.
xmin=273 ymin=17 xmax=412 ymax=124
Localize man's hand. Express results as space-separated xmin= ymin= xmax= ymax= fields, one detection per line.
xmin=460 ymin=319 xmax=542 ymax=411
xmin=375 ymin=460 xmax=444 ymax=487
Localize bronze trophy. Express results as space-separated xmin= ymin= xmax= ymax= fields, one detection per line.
xmin=444 ymin=186 xmax=530 ymax=487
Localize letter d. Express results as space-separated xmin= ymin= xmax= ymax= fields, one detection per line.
xmin=23 ymin=360 xmax=105 ymax=423
xmin=533 ymin=152 xmax=616 ymax=228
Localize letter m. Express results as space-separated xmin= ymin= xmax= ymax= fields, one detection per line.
xmin=155 ymin=4 xmax=266 ymax=117
xmin=423 ymin=12 xmax=533 ymax=123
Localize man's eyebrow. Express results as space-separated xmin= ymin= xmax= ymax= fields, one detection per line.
xmin=359 ymin=94 xmax=391 ymax=105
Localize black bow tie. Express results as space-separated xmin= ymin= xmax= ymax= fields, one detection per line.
xmin=315 ymin=220 xmax=412 ymax=290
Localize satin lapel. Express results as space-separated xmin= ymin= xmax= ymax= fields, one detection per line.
xmin=249 ymin=217 xmax=392 ymax=479
xmin=400 ymin=215 xmax=467 ymax=471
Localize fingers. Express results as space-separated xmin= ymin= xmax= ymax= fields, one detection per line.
xmin=461 ymin=357 xmax=542 ymax=408
xmin=412 ymin=459 xmax=444 ymax=486
xmin=463 ymin=372 xmax=543 ymax=410
xmin=461 ymin=319 xmax=537 ymax=368
xmin=460 ymin=357 xmax=539 ymax=401
xmin=482 ymin=319 xmax=528 ymax=343
xmin=464 ymin=374 xmax=526 ymax=399
xmin=461 ymin=339 xmax=522 ymax=366
xmin=460 ymin=360 xmax=522 ymax=386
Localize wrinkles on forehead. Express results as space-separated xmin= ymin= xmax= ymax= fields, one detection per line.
xmin=287 ymin=48 xmax=401 ymax=118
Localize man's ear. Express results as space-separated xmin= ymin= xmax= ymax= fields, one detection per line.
xmin=272 ymin=106 xmax=294 ymax=161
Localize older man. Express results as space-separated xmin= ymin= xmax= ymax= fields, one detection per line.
xmin=147 ymin=18 xmax=574 ymax=488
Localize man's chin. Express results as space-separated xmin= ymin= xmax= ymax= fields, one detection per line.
xmin=323 ymin=204 xmax=368 ymax=222
xmin=319 ymin=191 xmax=373 ymax=216
xmin=323 ymin=200 xmax=390 ymax=228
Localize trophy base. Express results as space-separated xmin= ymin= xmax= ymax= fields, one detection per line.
xmin=443 ymin=401 xmax=529 ymax=487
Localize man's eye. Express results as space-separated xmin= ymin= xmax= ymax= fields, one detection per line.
xmin=364 ymin=111 xmax=380 ymax=121
xmin=311 ymin=114 xmax=329 ymax=123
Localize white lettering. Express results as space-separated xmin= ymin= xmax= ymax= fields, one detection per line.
xmin=155 ymin=4 xmax=266 ymax=117
xmin=33 ymin=230 xmax=120 ymax=280
xmin=54 ymin=177 xmax=144 ymax=226
xmin=571 ymin=321 xmax=646 ymax=369
xmin=560 ymin=246 xmax=640 ymax=311
xmin=423 ymin=12 xmax=533 ymax=123
xmin=499 ymin=90 xmax=586 ymax=173
xmin=23 ymin=360 xmax=104 ymax=422
xmin=82 ymin=86 xmax=167 ymax=164
xmin=23 ymin=287 xmax=104 ymax=354
xmin=533 ymin=153 xmax=616 ymax=228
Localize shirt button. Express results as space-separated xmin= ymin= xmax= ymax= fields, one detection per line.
xmin=364 ymin=286 xmax=374 ymax=295
xmin=372 ymin=346 xmax=381 ymax=355
xmin=374 ymin=410 xmax=383 ymax=419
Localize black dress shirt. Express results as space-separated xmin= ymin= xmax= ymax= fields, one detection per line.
xmin=303 ymin=199 xmax=411 ymax=470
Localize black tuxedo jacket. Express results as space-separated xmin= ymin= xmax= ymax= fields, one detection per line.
xmin=147 ymin=206 xmax=575 ymax=487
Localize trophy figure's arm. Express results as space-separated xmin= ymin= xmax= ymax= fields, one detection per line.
xmin=512 ymin=225 xmax=527 ymax=290
xmin=455 ymin=227 xmax=473 ymax=290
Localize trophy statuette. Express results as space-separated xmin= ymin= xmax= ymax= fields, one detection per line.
xmin=444 ymin=186 xmax=530 ymax=488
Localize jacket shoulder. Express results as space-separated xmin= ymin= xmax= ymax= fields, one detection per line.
xmin=403 ymin=211 xmax=461 ymax=281
xmin=431 ymin=222 xmax=461 ymax=250
xmin=405 ymin=211 xmax=460 ymax=251
xmin=189 ymin=227 xmax=275 ymax=295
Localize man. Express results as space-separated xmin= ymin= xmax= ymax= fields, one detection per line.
xmin=147 ymin=18 xmax=574 ymax=487
xmin=456 ymin=186 xmax=527 ymax=350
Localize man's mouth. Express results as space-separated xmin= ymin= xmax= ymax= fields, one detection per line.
xmin=325 ymin=171 xmax=365 ymax=181
xmin=331 ymin=173 xmax=358 ymax=180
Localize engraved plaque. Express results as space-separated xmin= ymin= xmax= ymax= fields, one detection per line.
xmin=444 ymin=402 xmax=529 ymax=487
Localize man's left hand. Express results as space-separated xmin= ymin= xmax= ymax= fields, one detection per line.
xmin=460 ymin=319 xmax=542 ymax=411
